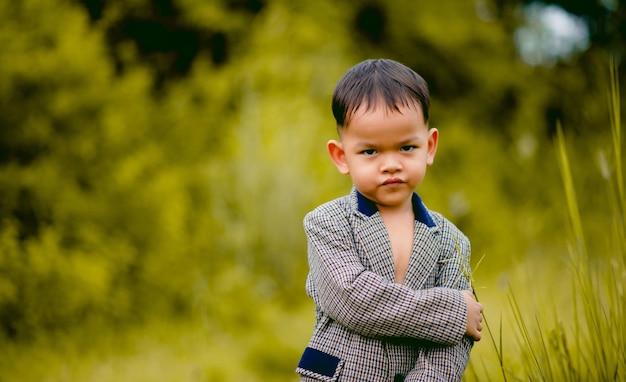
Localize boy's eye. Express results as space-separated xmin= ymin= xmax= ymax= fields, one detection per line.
xmin=361 ymin=149 xmax=376 ymax=156
xmin=400 ymin=145 xmax=416 ymax=152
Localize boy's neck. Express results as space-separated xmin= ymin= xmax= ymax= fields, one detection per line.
xmin=376 ymin=197 xmax=414 ymax=219
xmin=355 ymin=189 xmax=437 ymax=228
xmin=377 ymin=197 xmax=415 ymax=284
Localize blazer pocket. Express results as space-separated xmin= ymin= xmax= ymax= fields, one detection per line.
xmin=296 ymin=347 xmax=344 ymax=381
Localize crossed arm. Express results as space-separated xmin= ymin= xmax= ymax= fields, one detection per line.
xmin=305 ymin=209 xmax=483 ymax=378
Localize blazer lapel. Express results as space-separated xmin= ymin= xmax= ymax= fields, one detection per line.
xmin=403 ymin=222 xmax=441 ymax=290
xmin=352 ymin=213 xmax=397 ymax=283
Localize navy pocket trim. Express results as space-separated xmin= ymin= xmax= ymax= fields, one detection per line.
xmin=297 ymin=347 xmax=341 ymax=378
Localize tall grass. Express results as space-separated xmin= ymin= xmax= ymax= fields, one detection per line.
xmin=486 ymin=60 xmax=626 ymax=381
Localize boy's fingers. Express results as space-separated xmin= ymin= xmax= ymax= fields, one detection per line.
xmin=469 ymin=328 xmax=481 ymax=341
xmin=462 ymin=290 xmax=476 ymax=301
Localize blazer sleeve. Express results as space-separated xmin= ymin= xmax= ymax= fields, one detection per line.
xmin=408 ymin=337 xmax=474 ymax=381
xmin=304 ymin=207 xmax=467 ymax=345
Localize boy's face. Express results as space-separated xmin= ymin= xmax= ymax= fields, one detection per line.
xmin=328 ymin=102 xmax=438 ymax=213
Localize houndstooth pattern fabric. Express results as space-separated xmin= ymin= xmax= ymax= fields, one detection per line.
xmin=297 ymin=188 xmax=474 ymax=381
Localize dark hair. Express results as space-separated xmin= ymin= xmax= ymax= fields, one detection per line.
xmin=331 ymin=59 xmax=430 ymax=128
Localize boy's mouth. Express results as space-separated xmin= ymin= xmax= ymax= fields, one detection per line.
xmin=382 ymin=177 xmax=404 ymax=185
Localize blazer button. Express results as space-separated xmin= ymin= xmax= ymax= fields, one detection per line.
xmin=393 ymin=375 xmax=405 ymax=382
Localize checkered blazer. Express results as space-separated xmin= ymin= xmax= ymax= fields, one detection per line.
xmin=296 ymin=188 xmax=474 ymax=382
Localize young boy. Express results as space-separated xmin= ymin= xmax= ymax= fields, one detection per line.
xmin=296 ymin=59 xmax=483 ymax=382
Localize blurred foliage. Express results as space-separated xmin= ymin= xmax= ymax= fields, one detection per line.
xmin=0 ymin=0 xmax=624 ymax=380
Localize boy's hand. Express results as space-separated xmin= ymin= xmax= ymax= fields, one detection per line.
xmin=462 ymin=290 xmax=483 ymax=341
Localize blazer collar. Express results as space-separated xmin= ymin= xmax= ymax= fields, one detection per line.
xmin=353 ymin=188 xmax=436 ymax=228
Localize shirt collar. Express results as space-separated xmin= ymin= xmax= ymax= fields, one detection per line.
xmin=356 ymin=189 xmax=436 ymax=228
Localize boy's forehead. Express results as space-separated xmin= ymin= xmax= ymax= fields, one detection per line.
xmin=338 ymin=102 xmax=427 ymax=141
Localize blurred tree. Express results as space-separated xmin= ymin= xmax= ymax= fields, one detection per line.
xmin=77 ymin=0 xmax=266 ymax=89
xmin=0 ymin=0 xmax=243 ymax=337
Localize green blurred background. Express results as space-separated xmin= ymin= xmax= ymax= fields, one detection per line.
xmin=0 ymin=0 xmax=624 ymax=380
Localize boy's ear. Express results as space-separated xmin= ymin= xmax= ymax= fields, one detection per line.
xmin=327 ymin=139 xmax=350 ymax=174
xmin=426 ymin=128 xmax=439 ymax=166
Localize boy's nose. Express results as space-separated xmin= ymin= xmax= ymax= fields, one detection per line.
xmin=381 ymin=155 xmax=402 ymax=173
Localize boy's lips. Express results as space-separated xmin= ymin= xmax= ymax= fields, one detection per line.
xmin=382 ymin=177 xmax=404 ymax=185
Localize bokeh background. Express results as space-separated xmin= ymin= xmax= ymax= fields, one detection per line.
xmin=0 ymin=0 xmax=624 ymax=381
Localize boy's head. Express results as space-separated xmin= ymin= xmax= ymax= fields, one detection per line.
xmin=327 ymin=59 xmax=438 ymax=212
xmin=332 ymin=58 xmax=430 ymax=130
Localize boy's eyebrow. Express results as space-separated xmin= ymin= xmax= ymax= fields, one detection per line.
xmin=398 ymin=136 xmax=422 ymax=144
xmin=353 ymin=141 xmax=375 ymax=149
xmin=353 ymin=136 xmax=422 ymax=149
